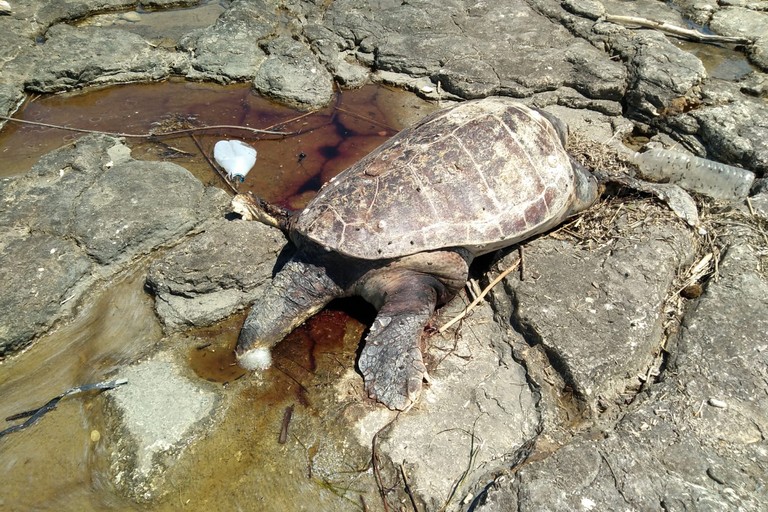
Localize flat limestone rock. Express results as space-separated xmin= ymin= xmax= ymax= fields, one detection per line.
xmin=71 ymin=159 xmax=216 ymax=265
xmin=362 ymin=300 xmax=540 ymax=510
xmin=0 ymin=134 xmax=230 ymax=355
xmin=27 ymin=24 xmax=184 ymax=92
xmin=674 ymin=243 xmax=768 ymax=446
xmin=496 ymin=214 xmax=694 ymax=413
xmin=324 ymin=0 xmax=626 ymax=101
xmin=475 ymin=242 xmax=768 ymax=511
xmin=0 ymin=229 xmax=91 ymax=355
xmin=104 ymin=351 xmax=222 ymax=502
xmin=146 ymin=219 xmax=286 ymax=331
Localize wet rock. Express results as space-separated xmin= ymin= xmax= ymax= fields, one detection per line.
xmin=0 ymin=134 xmax=230 ymax=355
xmin=179 ymin=0 xmax=276 ymax=82
xmin=104 ymin=350 xmax=222 ymax=502
xmin=622 ymin=32 xmax=706 ymax=120
xmin=27 ymin=24 xmax=184 ymax=92
xmin=146 ymin=219 xmax=286 ymax=331
xmin=0 ymin=229 xmax=91 ymax=355
xmin=252 ymin=36 xmax=335 ymax=110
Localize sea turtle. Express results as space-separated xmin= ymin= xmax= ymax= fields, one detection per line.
xmin=233 ymin=97 xmax=599 ymax=410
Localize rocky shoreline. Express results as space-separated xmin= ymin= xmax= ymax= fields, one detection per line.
xmin=1 ymin=1 xmax=766 ymax=510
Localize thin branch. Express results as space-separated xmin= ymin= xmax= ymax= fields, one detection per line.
xmin=335 ymin=106 xmax=398 ymax=132
xmin=400 ymin=462 xmax=420 ymax=512
xmin=278 ymin=405 xmax=295 ymax=444
xmin=189 ymin=132 xmax=238 ymax=194
xmin=1 ymin=378 xmax=127 ymax=438
xmin=438 ymin=258 xmax=521 ymax=333
xmin=603 ymin=14 xmax=754 ymax=45
xmin=0 ymin=115 xmax=294 ymax=138
xmin=371 ymin=414 xmax=400 ymax=512
xmin=440 ymin=416 xmax=485 ymax=511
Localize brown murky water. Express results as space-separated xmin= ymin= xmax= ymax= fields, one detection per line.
xmin=0 ymin=80 xmax=433 ymax=511
xmin=676 ymin=40 xmax=756 ymax=81
xmin=0 ymin=79 xmax=434 ymax=201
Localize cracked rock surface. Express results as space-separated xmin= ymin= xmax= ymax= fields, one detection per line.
xmin=495 ymin=217 xmax=694 ymax=413
xmin=476 ymin=242 xmax=768 ymax=512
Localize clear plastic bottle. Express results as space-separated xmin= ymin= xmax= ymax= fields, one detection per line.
xmin=632 ymin=148 xmax=755 ymax=202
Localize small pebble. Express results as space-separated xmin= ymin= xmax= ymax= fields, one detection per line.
xmin=708 ymin=398 xmax=727 ymax=409
xmin=90 ymin=430 xmax=101 ymax=442
xmin=120 ymin=11 xmax=141 ymax=23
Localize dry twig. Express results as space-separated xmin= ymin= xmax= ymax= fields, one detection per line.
xmin=603 ymin=14 xmax=754 ymax=45
xmin=0 ymin=114 xmax=293 ymax=138
xmin=371 ymin=415 xmax=399 ymax=512
xmin=439 ymin=258 xmax=520 ymax=333
xmin=400 ymin=463 xmax=420 ymax=512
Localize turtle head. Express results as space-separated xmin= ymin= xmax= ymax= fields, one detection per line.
xmin=569 ymin=160 xmax=600 ymax=214
xmin=231 ymin=193 xmax=296 ymax=235
xmin=236 ymin=254 xmax=343 ymax=373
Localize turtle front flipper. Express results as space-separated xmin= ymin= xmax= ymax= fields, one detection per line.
xmin=237 ymin=255 xmax=342 ymax=371
xmin=358 ymin=284 xmax=436 ymax=411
